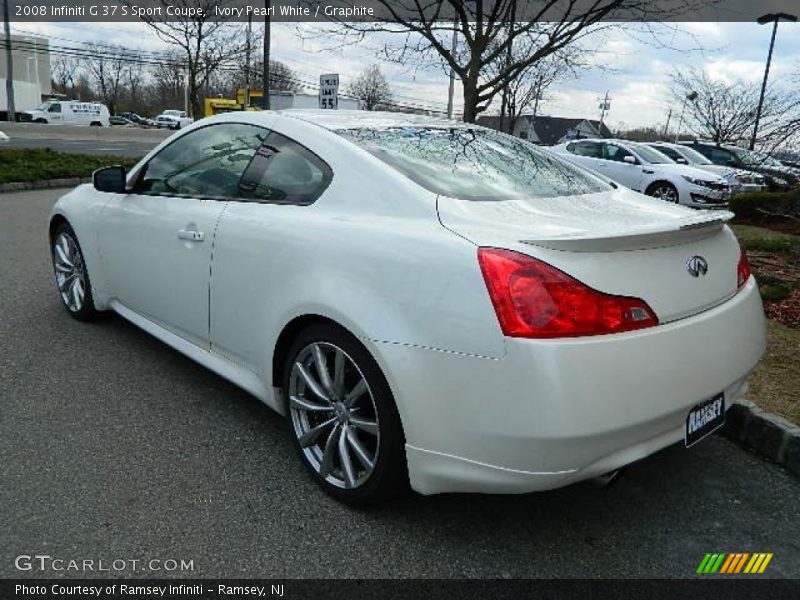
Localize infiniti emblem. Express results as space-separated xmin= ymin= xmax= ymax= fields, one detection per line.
xmin=686 ymin=255 xmax=709 ymax=277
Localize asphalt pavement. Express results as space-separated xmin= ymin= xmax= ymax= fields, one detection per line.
xmin=1 ymin=189 xmax=799 ymax=579
xmin=1 ymin=122 xmax=169 ymax=156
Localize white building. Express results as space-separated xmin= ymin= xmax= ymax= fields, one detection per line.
xmin=0 ymin=34 xmax=51 ymax=114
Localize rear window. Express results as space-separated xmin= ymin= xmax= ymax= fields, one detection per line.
xmin=337 ymin=127 xmax=610 ymax=201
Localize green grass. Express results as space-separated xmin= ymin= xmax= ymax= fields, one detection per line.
xmin=730 ymin=224 xmax=800 ymax=253
xmin=0 ymin=148 xmax=139 ymax=184
xmin=749 ymin=320 xmax=800 ymax=424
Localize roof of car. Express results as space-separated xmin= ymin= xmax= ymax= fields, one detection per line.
xmin=276 ymin=109 xmax=472 ymax=131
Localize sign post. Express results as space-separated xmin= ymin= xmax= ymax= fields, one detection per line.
xmin=319 ymin=74 xmax=339 ymax=110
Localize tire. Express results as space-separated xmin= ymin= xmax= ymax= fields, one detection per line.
xmin=34 ymin=118 xmax=47 ymax=124
xmin=51 ymin=222 xmax=97 ymax=321
xmin=647 ymin=181 xmax=680 ymax=203
xmin=90 ymin=121 xmax=102 ymax=127
xmin=282 ymin=322 xmax=407 ymax=505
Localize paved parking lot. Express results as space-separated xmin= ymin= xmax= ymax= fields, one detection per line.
xmin=2 ymin=189 xmax=799 ymax=579
xmin=1 ymin=122 xmax=168 ymax=156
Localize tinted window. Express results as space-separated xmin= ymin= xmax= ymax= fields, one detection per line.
xmin=238 ymin=132 xmax=332 ymax=204
xmin=49 ymin=104 xmax=61 ymax=113
xmin=339 ymin=127 xmax=609 ymax=201
xmin=135 ymin=123 xmax=267 ymax=199
xmin=603 ymin=143 xmax=635 ymax=162
xmin=571 ymin=141 xmax=603 ymax=158
xmin=650 ymin=145 xmax=682 ymax=161
xmin=630 ymin=143 xmax=673 ymax=164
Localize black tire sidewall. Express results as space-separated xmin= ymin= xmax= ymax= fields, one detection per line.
xmin=282 ymin=322 xmax=408 ymax=505
xmin=52 ymin=222 xmax=97 ymax=321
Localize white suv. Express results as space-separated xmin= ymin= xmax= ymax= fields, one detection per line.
xmin=551 ymin=138 xmax=731 ymax=208
xmin=155 ymin=110 xmax=193 ymax=130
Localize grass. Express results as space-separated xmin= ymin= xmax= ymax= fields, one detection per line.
xmin=0 ymin=148 xmax=139 ymax=184
xmin=748 ymin=319 xmax=800 ymax=424
xmin=730 ymin=224 xmax=800 ymax=253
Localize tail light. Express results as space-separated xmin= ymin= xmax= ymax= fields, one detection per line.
xmin=477 ymin=247 xmax=658 ymax=339
xmin=737 ymin=248 xmax=751 ymax=290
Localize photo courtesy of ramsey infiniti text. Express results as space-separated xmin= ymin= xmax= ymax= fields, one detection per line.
xmin=48 ymin=111 xmax=766 ymax=504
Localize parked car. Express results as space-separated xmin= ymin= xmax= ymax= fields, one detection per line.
xmin=551 ymin=138 xmax=731 ymax=208
xmin=680 ymin=141 xmax=800 ymax=191
xmin=49 ymin=111 xmax=765 ymax=504
xmin=21 ymin=100 xmax=110 ymax=126
xmin=109 ymin=116 xmax=135 ymax=126
xmin=119 ymin=112 xmax=153 ymax=127
xmin=155 ymin=109 xmax=193 ymax=130
xmin=645 ymin=141 xmax=766 ymax=195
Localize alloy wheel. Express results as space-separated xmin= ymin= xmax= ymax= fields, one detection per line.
xmin=288 ymin=342 xmax=380 ymax=489
xmin=53 ymin=232 xmax=87 ymax=313
xmin=652 ymin=184 xmax=679 ymax=203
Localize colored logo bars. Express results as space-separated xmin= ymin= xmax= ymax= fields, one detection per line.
xmin=697 ymin=553 xmax=773 ymax=574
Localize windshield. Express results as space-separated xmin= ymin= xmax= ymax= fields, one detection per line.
xmin=163 ymin=110 xmax=181 ymax=117
xmin=337 ymin=127 xmax=610 ymax=201
xmin=674 ymin=145 xmax=713 ymax=165
xmin=35 ymin=102 xmax=54 ymax=111
xmin=730 ymin=147 xmax=776 ymax=166
xmin=631 ymin=143 xmax=675 ymax=164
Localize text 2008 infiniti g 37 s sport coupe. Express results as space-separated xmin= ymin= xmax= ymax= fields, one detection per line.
xmin=49 ymin=110 xmax=766 ymax=504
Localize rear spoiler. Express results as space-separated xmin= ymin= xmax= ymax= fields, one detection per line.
xmin=521 ymin=211 xmax=733 ymax=252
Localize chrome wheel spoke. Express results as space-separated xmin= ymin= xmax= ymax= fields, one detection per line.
xmin=338 ymin=426 xmax=357 ymax=488
xmin=295 ymin=362 xmax=330 ymax=402
xmin=54 ymin=262 xmax=72 ymax=274
xmin=55 ymin=243 xmax=73 ymax=268
xmin=332 ymin=349 xmax=346 ymax=397
xmin=350 ymin=416 xmax=379 ymax=436
xmin=344 ymin=379 xmax=367 ymax=408
xmin=345 ymin=426 xmax=374 ymax=470
xmin=298 ymin=417 xmax=336 ymax=448
xmin=319 ymin=423 xmax=342 ymax=478
xmin=289 ymin=394 xmax=332 ymax=412
xmin=312 ymin=344 xmax=337 ymax=399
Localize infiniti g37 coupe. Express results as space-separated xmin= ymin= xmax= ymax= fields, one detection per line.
xmin=49 ymin=111 xmax=766 ymax=504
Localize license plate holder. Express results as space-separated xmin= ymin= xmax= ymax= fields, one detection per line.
xmin=685 ymin=393 xmax=725 ymax=447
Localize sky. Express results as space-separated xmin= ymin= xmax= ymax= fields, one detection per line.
xmin=12 ymin=19 xmax=800 ymax=131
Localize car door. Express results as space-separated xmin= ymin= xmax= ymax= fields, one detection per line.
xmin=600 ymin=142 xmax=644 ymax=190
xmin=97 ymin=122 xmax=269 ymax=348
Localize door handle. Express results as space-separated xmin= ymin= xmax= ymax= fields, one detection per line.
xmin=177 ymin=229 xmax=205 ymax=242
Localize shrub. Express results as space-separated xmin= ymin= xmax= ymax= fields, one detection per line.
xmin=729 ymin=190 xmax=800 ymax=224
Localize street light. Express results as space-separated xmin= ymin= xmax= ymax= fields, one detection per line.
xmin=674 ymin=90 xmax=698 ymax=143
xmin=750 ymin=12 xmax=798 ymax=150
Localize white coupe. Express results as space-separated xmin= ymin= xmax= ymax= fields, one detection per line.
xmin=49 ymin=111 xmax=766 ymax=504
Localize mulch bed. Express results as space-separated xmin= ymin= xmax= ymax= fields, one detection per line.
xmin=747 ymin=250 xmax=800 ymax=330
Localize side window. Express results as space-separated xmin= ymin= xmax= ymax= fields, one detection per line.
xmin=238 ymin=132 xmax=332 ymax=205
xmin=653 ymin=145 xmax=680 ymax=161
xmin=709 ymin=148 xmax=735 ymax=166
xmin=603 ymin=143 xmax=635 ymax=163
xmin=572 ymin=141 xmax=602 ymax=158
xmin=135 ymin=123 xmax=267 ymax=199
xmin=49 ymin=104 xmax=62 ymax=113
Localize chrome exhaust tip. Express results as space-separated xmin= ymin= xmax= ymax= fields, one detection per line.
xmin=592 ymin=469 xmax=622 ymax=488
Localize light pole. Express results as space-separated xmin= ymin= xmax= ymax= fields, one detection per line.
xmin=3 ymin=0 xmax=15 ymax=121
xmin=446 ymin=18 xmax=458 ymax=120
xmin=750 ymin=12 xmax=797 ymax=150
xmin=674 ymin=90 xmax=698 ymax=143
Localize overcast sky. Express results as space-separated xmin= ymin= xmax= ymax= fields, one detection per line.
xmin=13 ymin=20 xmax=800 ymax=130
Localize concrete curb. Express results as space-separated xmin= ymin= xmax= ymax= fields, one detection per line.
xmin=724 ymin=399 xmax=800 ymax=478
xmin=0 ymin=178 xmax=90 ymax=193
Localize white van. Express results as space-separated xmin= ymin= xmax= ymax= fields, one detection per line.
xmin=23 ymin=101 xmax=111 ymax=126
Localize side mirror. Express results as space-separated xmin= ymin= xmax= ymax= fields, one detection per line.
xmin=93 ymin=166 xmax=126 ymax=193
xmin=676 ymin=157 xmax=688 ymax=164
xmin=623 ymin=155 xmax=636 ymax=164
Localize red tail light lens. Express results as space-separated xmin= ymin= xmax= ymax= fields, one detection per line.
xmin=477 ymin=248 xmax=658 ymax=338
xmin=737 ymin=248 xmax=751 ymax=290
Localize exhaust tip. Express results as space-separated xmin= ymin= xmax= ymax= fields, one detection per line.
xmin=592 ymin=469 xmax=623 ymax=488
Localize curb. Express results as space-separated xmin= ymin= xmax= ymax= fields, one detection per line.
xmin=724 ymin=399 xmax=800 ymax=478
xmin=0 ymin=177 xmax=90 ymax=193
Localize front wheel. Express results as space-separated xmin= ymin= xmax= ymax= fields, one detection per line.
xmin=51 ymin=223 xmax=97 ymax=321
xmin=647 ymin=181 xmax=679 ymax=203
xmin=283 ymin=323 xmax=407 ymax=504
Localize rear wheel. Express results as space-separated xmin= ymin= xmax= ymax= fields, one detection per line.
xmin=51 ymin=223 xmax=97 ymax=321
xmin=90 ymin=121 xmax=102 ymax=127
xmin=283 ymin=322 xmax=407 ymax=504
xmin=34 ymin=118 xmax=47 ymax=124
xmin=647 ymin=181 xmax=679 ymax=203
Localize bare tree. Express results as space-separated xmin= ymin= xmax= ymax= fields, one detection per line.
xmin=127 ymin=0 xmax=249 ymax=118
xmin=86 ymin=43 xmax=128 ymax=114
xmin=347 ymin=65 xmax=392 ymax=111
xmin=52 ymin=56 xmax=79 ymax=98
xmin=671 ymin=68 xmax=799 ymax=147
xmin=314 ymin=0 xmax=710 ymax=122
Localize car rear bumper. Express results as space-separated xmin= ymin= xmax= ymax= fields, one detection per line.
xmin=372 ymin=278 xmax=765 ymax=495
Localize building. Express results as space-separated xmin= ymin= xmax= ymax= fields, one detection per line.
xmin=477 ymin=115 xmax=612 ymax=145
xmin=0 ymin=34 xmax=51 ymax=115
